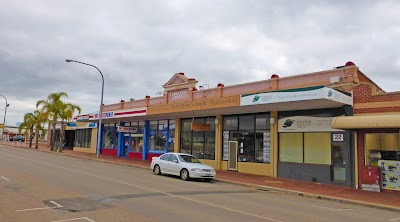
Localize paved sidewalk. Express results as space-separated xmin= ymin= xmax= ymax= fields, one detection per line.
xmin=3 ymin=141 xmax=400 ymax=212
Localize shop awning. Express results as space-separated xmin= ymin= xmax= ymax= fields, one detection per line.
xmin=332 ymin=114 xmax=400 ymax=129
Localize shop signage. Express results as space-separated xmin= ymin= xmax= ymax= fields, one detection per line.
xmin=278 ymin=116 xmax=344 ymax=132
xmin=170 ymin=90 xmax=189 ymax=101
xmin=379 ymin=160 xmax=400 ymax=191
xmin=76 ymin=108 xmax=147 ymax=121
xmin=240 ymin=86 xmax=353 ymax=106
xmin=117 ymin=126 xmax=137 ymax=133
xmin=147 ymin=96 xmax=240 ymax=115
xmin=333 ymin=133 xmax=344 ymax=142
xmin=87 ymin=123 xmax=97 ymax=128
xmin=191 ymin=122 xmax=211 ymax=131
xmin=94 ymin=111 xmax=115 ymax=119
xmin=77 ymin=115 xmax=90 ymax=121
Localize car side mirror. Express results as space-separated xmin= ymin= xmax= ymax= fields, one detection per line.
xmin=173 ymin=159 xmax=178 ymax=163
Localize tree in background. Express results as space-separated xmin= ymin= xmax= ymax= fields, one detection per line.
xmin=18 ymin=113 xmax=35 ymax=147
xmin=30 ymin=110 xmax=48 ymax=149
xmin=36 ymin=92 xmax=81 ymax=152
xmin=36 ymin=92 xmax=66 ymax=151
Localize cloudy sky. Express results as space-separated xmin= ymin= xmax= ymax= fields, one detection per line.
xmin=0 ymin=0 xmax=399 ymax=126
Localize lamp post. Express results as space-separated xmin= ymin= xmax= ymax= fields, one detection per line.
xmin=66 ymin=59 xmax=104 ymax=158
xmin=0 ymin=93 xmax=9 ymax=141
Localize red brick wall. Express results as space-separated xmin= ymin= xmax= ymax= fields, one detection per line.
xmin=353 ymin=84 xmax=400 ymax=114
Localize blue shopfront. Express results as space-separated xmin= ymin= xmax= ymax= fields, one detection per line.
xmin=100 ymin=119 xmax=175 ymax=160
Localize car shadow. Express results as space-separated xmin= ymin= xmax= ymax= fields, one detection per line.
xmin=158 ymin=174 xmax=214 ymax=183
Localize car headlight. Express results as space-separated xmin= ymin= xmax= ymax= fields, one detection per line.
xmin=190 ymin=168 xmax=202 ymax=172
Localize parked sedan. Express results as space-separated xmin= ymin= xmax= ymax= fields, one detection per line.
xmin=10 ymin=135 xmax=25 ymax=142
xmin=151 ymin=153 xmax=216 ymax=181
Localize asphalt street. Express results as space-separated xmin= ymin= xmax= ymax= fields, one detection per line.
xmin=0 ymin=144 xmax=399 ymax=222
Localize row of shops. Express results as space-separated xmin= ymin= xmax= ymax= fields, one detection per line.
xmin=64 ymin=62 xmax=399 ymax=190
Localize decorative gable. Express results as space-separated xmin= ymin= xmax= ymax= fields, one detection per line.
xmin=163 ymin=72 xmax=199 ymax=93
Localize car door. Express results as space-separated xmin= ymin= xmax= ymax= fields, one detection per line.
xmin=168 ymin=154 xmax=181 ymax=176
xmin=159 ymin=154 xmax=172 ymax=174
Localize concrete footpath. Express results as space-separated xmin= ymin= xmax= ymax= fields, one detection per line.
xmin=3 ymin=141 xmax=400 ymax=212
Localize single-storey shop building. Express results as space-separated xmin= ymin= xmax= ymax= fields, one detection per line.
xmin=74 ymin=62 xmax=385 ymax=188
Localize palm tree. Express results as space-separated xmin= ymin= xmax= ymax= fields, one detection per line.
xmin=58 ymin=102 xmax=81 ymax=152
xmin=37 ymin=92 xmax=81 ymax=151
xmin=36 ymin=92 xmax=68 ymax=151
xmin=18 ymin=113 xmax=35 ymax=148
xmin=32 ymin=110 xmax=48 ymax=149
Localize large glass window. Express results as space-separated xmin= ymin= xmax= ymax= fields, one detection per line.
xmin=222 ymin=114 xmax=270 ymax=163
xmin=75 ymin=129 xmax=92 ymax=148
xmin=304 ymin=133 xmax=331 ymax=164
xmin=149 ymin=120 xmax=168 ymax=152
xmin=279 ymin=133 xmax=303 ymax=163
xmin=180 ymin=117 xmax=216 ymax=160
xmin=365 ymin=133 xmax=400 ymax=166
xmin=102 ymin=124 xmax=117 ymax=149
xmin=168 ymin=120 xmax=175 ymax=152
xmin=279 ymin=132 xmax=331 ymax=164
xmin=123 ymin=121 xmax=144 ymax=153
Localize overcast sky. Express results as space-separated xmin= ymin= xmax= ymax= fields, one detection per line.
xmin=0 ymin=0 xmax=399 ymax=126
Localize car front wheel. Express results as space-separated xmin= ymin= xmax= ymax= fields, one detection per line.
xmin=180 ymin=169 xmax=190 ymax=181
xmin=154 ymin=165 xmax=161 ymax=175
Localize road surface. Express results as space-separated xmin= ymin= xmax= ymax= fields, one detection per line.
xmin=0 ymin=144 xmax=399 ymax=222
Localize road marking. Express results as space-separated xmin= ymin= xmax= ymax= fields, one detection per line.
xmin=51 ymin=217 xmax=95 ymax=222
xmin=16 ymin=201 xmax=63 ymax=212
xmin=49 ymin=200 xmax=63 ymax=208
xmin=1 ymin=176 xmax=9 ymax=181
xmin=16 ymin=206 xmax=55 ymax=212
xmin=389 ymin=218 xmax=400 ymax=221
xmin=1 ymin=151 xmax=283 ymax=222
xmin=310 ymin=204 xmax=353 ymax=211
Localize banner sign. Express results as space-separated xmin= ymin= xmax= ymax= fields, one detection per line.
xmin=76 ymin=115 xmax=90 ymax=121
xmin=241 ymin=87 xmax=352 ymax=106
xmin=147 ymin=96 xmax=240 ymax=115
xmin=278 ymin=116 xmax=344 ymax=132
xmin=191 ymin=122 xmax=211 ymax=131
xmin=117 ymin=126 xmax=138 ymax=133
xmin=75 ymin=108 xmax=146 ymax=121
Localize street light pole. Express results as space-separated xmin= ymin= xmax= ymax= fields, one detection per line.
xmin=66 ymin=59 xmax=104 ymax=158
xmin=0 ymin=93 xmax=9 ymax=141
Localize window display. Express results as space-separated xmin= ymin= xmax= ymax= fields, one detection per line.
xmin=149 ymin=120 xmax=168 ymax=152
xmin=103 ymin=124 xmax=118 ymax=149
xmin=365 ymin=133 xmax=400 ymax=166
xmin=75 ymin=129 xmax=92 ymax=148
xmin=180 ymin=117 xmax=216 ymax=160
xmin=222 ymin=114 xmax=270 ymax=163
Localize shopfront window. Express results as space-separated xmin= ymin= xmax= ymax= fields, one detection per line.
xmin=279 ymin=132 xmax=331 ymax=164
xmin=279 ymin=133 xmax=303 ymax=163
xmin=365 ymin=133 xmax=400 ymax=166
xmin=180 ymin=117 xmax=215 ymax=160
xmin=149 ymin=120 xmax=168 ymax=152
xmin=103 ymin=124 xmax=117 ymax=149
xmin=75 ymin=129 xmax=92 ymax=148
xmin=169 ymin=120 xmax=175 ymax=152
xmin=123 ymin=121 xmax=144 ymax=153
xmin=222 ymin=114 xmax=270 ymax=163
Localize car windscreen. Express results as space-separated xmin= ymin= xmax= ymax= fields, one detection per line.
xmin=178 ymin=155 xmax=201 ymax=163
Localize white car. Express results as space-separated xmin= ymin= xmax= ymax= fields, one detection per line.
xmin=151 ymin=153 xmax=216 ymax=181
